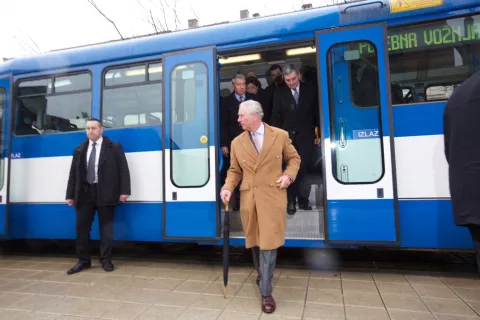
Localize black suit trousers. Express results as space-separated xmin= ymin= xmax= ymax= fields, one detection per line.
xmin=287 ymin=136 xmax=311 ymax=205
xmin=76 ymin=184 xmax=115 ymax=264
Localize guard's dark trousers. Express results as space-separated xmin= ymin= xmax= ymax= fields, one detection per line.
xmin=76 ymin=184 xmax=115 ymax=264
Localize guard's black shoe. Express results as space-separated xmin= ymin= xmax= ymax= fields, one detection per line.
xmin=102 ymin=261 xmax=114 ymax=272
xmin=66 ymin=261 xmax=91 ymax=275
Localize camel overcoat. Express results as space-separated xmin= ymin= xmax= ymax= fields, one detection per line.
xmin=222 ymin=123 xmax=301 ymax=250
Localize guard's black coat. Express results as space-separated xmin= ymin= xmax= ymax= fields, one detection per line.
xmin=444 ymin=70 xmax=480 ymax=226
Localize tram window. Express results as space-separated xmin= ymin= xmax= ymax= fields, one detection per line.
xmin=102 ymin=83 xmax=162 ymax=128
xmin=15 ymin=73 xmax=92 ymax=136
xmin=0 ymin=89 xmax=5 ymax=190
xmin=387 ymin=14 xmax=480 ymax=104
xmin=105 ymin=65 xmax=146 ymax=86
xmin=55 ymin=73 xmax=91 ymax=93
xmin=18 ymin=78 xmax=52 ymax=96
xmin=328 ymin=42 xmax=384 ymax=183
xmin=148 ymin=63 xmax=163 ymax=81
xmin=170 ymin=62 xmax=209 ymax=187
xmin=102 ymin=61 xmax=163 ymax=128
xmin=124 ymin=112 xmax=162 ymax=126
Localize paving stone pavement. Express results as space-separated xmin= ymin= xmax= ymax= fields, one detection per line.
xmin=0 ymin=255 xmax=480 ymax=320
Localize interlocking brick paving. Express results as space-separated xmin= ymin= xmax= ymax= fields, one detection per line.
xmin=0 ymin=255 xmax=479 ymax=319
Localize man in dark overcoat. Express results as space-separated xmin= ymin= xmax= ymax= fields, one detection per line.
xmin=444 ymin=70 xmax=480 ymax=272
xmin=65 ymin=118 xmax=131 ymax=274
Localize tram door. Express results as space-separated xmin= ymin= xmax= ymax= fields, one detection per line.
xmin=0 ymin=76 xmax=11 ymax=237
xmin=162 ymin=47 xmax=221 ymax=240
xmin=317 ymin=24 xmax=399 ymax=243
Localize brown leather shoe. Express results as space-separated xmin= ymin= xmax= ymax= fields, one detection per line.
xmin=261 ymin=295 xmax=276 ymax=313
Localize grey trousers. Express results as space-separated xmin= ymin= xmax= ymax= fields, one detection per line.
xmin=252 ymin=246 xmax=277 ymax=296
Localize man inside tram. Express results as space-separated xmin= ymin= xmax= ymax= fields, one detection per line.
xmin=271 ymin=64 xmax=320 ymax=215
xmin=220 ymin=74 xmax=257 ymax=210
xmin=261 ymin=64 xmax=286 ymax=124
xmin=16 ymin=109 xmax=39 ymax=135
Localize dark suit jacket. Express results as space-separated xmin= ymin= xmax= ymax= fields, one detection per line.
xmin=444 ymin=70 xmax=480 ymax=227
xmin=220 ymin=92 xmax=257 ymax=148
xmin=271 ymin=81 xmax=319 ymax=157
xmin=66 ymin=135 xmax=131 ymax=209
xmin=259 ymin=82 xmax=286 ymax=125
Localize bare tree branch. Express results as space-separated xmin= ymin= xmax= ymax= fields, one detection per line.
xmin=137 ymin=0 xmax=168 ymax=33
xmin=13 ymin=36 xmax=34 ymax=55
xmin=155 ymin=17 xmax=166 ymax=32
xmin=17 ymin=29 xmax=41 ymax=53
xmin=166 ymin=0 xmax=180 ymax=31
xmin=190 ymin=4 xmax=199 ymax=20
xmin=149 ymin=10 xmax=160 ymax=33
xmin=13 ymin=34 xmax=39 ymax=55
xmin=158 ymin=0 xmax=170 ymax=31
xmin=87 ymin=0 xmax=124 ymax=39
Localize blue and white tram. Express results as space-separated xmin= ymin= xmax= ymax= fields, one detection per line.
xmin=0 ymin=0 xmax=479 ymax=250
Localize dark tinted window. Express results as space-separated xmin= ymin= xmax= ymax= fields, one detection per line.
xmin=387 ymin=14 xmax=480 ymax=104
xmin=15 ymin=73 xmax=92 ymax=136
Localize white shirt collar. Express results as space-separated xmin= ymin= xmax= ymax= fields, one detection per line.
xmin=252 ymin=123 xmax=265 ymax=136
xmin=90 ymin=136 xmax=103 ymax=146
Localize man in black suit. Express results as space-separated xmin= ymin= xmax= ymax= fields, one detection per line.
xmin=261 ymin=65 xmax=286 ymax=124
xmin=444 ymin=71 xmax=480 ymax=273
xmin=272 ymin=64 xmax=320 ymax=215
xmin=65 ymin=118 xmax=131 ymax=274
xmin=220 ymin=74 xmax=257 ymax=209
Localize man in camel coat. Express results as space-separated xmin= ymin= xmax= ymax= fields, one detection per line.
xmin=220 ymin=100 xmax=301 ymax=314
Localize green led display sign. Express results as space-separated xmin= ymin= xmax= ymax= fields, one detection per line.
xmin=358 ymin=19 xmax=480 ymax=54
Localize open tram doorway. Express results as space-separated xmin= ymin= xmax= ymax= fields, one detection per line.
xmin=217 ymin=42 xmax=325 ymax=240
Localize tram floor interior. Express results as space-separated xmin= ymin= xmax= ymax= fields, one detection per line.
xmin=219 ymin=44 xmax=325 ymax=240
xmin=226 ymin=175 xmax=325 ymax=240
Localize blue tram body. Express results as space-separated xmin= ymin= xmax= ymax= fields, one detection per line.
xmin=0 ymin=0 xmax=479 ymax=250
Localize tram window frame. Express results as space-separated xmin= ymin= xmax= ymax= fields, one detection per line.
xmin=101 ymin=60 xmax=163 ymax=129
xmin=14 ymin=71 xmax=93 ymax=137
xmin=169 ymin=61 xmax=210 ymax=188
xmin=386 ymin=13 xmax=480 ymax=106
xmin=327 ymin=41 xmax=385 ymax=185
xmin=0 ymin=88 xmax=6 ymax=191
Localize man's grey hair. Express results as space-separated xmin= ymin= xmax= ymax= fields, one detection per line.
xmin=240 ymin=100 xmax=264 ymax=119
xmin=232 ymin=74 xmax=246 ymax=83
xmin=283 ymin=64 xmax=299 ymax=76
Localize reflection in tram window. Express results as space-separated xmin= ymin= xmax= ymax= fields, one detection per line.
xmin=102 ymin=62 xmax=163 ymax=128
xmin=170 ymin=63 xmax=209 ymax=188
xmin=327 ymin=42 xmax=384 ymax=184
xmin=387 ymin=14 xmax=480 ymax=104
xmin=15 ymin=73 xmax=92 ymax=136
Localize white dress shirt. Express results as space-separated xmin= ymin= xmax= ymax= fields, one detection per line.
xmin=250 ymin=122 xmax=265 ymax=151
xmin=86 ymin=137 xmax=102 ymax=183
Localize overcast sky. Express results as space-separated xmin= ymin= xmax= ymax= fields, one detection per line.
xmin=0 ymin=0 xmax=334 ymax=61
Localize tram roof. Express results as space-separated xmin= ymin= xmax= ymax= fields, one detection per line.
xmin=0 ymin=0 xmax=476 ymax=76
